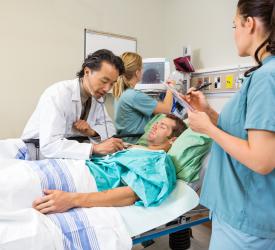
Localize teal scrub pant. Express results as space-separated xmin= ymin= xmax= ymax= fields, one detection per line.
xmin=209 ymin=214 xmax=275 ymax=250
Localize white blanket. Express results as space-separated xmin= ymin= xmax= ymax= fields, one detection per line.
xmin=0 ymin=139 xmax=201 ymax=248
xmin=0 ymin=159 xmax=132 ymax=250
xmin=0 ymin=139 xmax=30 ymax=160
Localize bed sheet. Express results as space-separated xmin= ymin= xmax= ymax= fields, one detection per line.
xmin=0 ymin=158 xmax=132 ymax=250
xmin=117 ymin=180 xmax=199 ymax=237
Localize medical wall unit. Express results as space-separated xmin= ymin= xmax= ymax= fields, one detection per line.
xmin=190 ymin=64 xmax=252 ymax=94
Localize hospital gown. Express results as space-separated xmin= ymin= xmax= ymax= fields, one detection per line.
xmin=85 ymin=148 xmax=176 ymax=207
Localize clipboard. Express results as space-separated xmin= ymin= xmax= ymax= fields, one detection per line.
xmin=163 ymin=82 xmax=194 ymax=111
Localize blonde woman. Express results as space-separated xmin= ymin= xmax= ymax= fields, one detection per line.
xmin=113 ymin=52 xmax=174 ymax=143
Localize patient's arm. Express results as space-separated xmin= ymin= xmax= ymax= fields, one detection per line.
xmin=33 ymin=186 xmax=138 ymax=214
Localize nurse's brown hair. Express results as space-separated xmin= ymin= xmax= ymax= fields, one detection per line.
xmin=237 ymin=0 xmax=275 ymax=76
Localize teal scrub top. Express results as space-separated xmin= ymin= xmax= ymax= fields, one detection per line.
xmin=200 ymin=56 xmax=275 ymax=239
xmin=85 ymin=148 xmax=176 ymax=207
xmin=114 ymin=89 xmax=158 ymax=143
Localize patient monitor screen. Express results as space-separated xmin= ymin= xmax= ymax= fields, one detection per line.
xmin=141 ymin=62 xmax=164 ymax=84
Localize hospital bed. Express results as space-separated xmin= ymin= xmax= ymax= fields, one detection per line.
xmin=129 ymin=154 xmax=210 ymax=249
xmin=0 ymin=137 xmax=210 ymax=250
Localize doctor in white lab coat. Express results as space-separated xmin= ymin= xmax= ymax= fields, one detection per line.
xmin=22 ymin=49 xmax=125 ymax=160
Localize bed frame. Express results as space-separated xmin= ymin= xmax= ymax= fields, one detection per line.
xmin=133 ymin=206 xmax=209 ymax=249
xmin=23 ymin=136 xmax=210 ymax=250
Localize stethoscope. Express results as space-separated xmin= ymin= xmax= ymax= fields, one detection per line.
xmin=79 ymin=78 xmax=110 ymax=139
xmin=95 ymin=96 xmax=109 ymax=139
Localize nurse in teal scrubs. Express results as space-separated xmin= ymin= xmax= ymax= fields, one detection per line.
xmin=183 ymin=0 xmax=275 ymax=249
xmin=113 ymin=52 xmax=175 ymax=143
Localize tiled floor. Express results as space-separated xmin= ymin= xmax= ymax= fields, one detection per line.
xmin=132 ymin=224 xmax=211 ymax=250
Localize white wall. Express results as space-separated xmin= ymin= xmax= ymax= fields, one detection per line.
xmin=162 ymin=0 xmax=253 ymax=110
xmin=162 ymin=0 xmax=252 ymax=70
xmin=0 ymin=0 xmax=166 ymax=138
xmin=0 ymin=0 xmax=253 ymax=138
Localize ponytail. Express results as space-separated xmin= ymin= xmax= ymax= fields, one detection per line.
xmin=112 ymin=52 xmax=142 ymax=99
xmin=113 ymin=75 xmax=131 ymax=99
xmin=266 ymin=0 xmax=275 ymax=55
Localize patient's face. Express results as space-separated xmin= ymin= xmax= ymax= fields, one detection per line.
xmin=147 ymin=118 xmax=176 ymax=145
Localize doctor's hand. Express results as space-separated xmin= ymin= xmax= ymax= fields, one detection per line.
xmin=180 ymin=88 xmax=210 ymax=112
xmin=92 ymin=138 xmax=124 ymax=155
xmin=187 ymin=109 xmax=214 ymax=135
xmin=32 ymin=189 xmax=76 ymax=214
xmin=73 ymin=120 xmax=98 ymax=137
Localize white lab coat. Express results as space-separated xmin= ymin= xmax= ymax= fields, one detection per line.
xmin=21 ymin=79 xmax=116 ymax=159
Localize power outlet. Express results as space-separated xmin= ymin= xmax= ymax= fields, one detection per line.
xmin=203 ymin=77 xmax=211 ymax=90
xmin=197 ymin=78 xmax=203 ymax=88
xmin=214 ymin=76 xmax=221 ymax=89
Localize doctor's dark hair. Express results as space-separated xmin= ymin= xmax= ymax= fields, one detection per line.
xmin=166 ymin=114 xmax=187 ymax=138
xmin=237 ymin=0 xmax=275 ymax=76
xmin=77 ymin=49 xmax=125 ymax=78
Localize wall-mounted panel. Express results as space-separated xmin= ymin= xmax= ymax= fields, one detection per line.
xmin=191 ymin=65 xmax=253 ymax=94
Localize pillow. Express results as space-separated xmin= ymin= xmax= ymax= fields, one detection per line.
xmin=167 ymin=128 xmax=212 ymax=183
xmin=136 ymin=114 xmax=212 ymax=183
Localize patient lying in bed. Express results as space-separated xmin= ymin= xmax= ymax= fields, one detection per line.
xmin=31 ymin=114 xmax=186 ymax=214
xmin=27 ymin=114 xmax=186 ymax=214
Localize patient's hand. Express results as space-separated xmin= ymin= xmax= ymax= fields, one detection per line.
xmin=32 ymin=189 xmax=76 ymax=214
xmin=73 ymin=120 xmax=98 ymax=137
